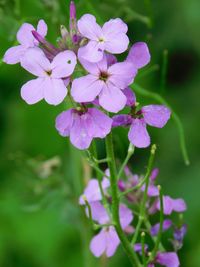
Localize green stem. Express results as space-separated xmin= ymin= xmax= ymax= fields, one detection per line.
xmin=160 ymin=49 xmax=168 ymax=94
xmin=131 ymin=83 xmax=190 ymax=165
xmin=141 ymin=232 xmax=147 ymax=266
xmin=105 ymin=132 xmax=141 ymax=267
xmin=117 ymin=143 xmax=135 ymax=180
xmin=131 ymin=145 xmax=157 ymax=244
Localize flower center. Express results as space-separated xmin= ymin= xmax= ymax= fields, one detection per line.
xmin=99 ymin=71 xmax=109 ymax=81
xmin=46 ymin=70 xmax=52 ymax=76
xmin=98 ymin=37 xmax=105 ymax=43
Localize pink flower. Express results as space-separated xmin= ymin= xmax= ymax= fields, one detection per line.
xmin=3 ymin=20 xmax=47 ymax=64
xmin=55 ymin=108 xmax=112 ymax=150
xmin=77 ymin=14 xmax=129 ymax=62
xmin=89 ymin=202 xmax=133 ymax=257
xmin=71 ymin=55 xmax=137 ymax=113
xmin=20 ymin=48 xmax=76 ymax=105
xmin=156 ymin=196 xmax=187 ymax=215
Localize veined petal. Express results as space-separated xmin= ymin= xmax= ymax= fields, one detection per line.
xmin=78 ymin=14 xmax=102 ymax=40
xmin=21 ymin=47 xmax=51 ymax=77
xmin=90 ymin=230 xmax=106 ymax=257
xmin=112 ymin=114 xmax=132 ymax=127
xmin=70 ymin=113 xmax=92 ymax=149
xmin=51 ymin=50 xmax=77 ymax=78
xmin=17 ymin=23 xmax=35 ymax=47
xmin=108 ymin=62 xmax=137 ymax=89
xmin=78 ymin=41 xmax=104 ymax=63
xmin=105 ymin=33 xmax=129 ymax=54
xmin=102 ymin=18 xmax=128 ymax=35
xmin=3 ymin=45 xmax=25 ymax=64
xmin=55 ymin=109 xmax=74 ymax=137
xmin=128 ymin=119 xmax=150 ymax=148
xmin=37 ymin=19 xmax=48 ymax=37
xmin=71 ymin=74 xmax=103 ymax=102
xmin=126 ymin=42 xmax=151 ymax=69
xmin=85 ymin=108 xmax=112 ymax=138
xmin=44 ymin=78 xmax=67 ymax=105
xmin=142 ymin=105 xmax=171 ymax=128
xmin=20 ymin=78 xmax=45 ymax=104
xmin=99 ymin=84 xmax=126 ymax=113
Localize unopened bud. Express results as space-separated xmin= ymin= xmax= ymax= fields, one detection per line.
xmin=70 ymin=1 xmax=76 ymax=20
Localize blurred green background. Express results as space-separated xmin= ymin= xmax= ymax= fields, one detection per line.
xmin=0 ymin=0 xmax=200 ymax=266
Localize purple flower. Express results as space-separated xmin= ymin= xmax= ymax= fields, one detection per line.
xmin=71 ymin=55 xmax=136 ymax=113
xmin=56 ymin=108 xmax=112 ymax=150
xmin=156 ymin=196 xmax=187 ymax=215
xmin=150 ymin=219 xmax=172 ymax=236
xmin=3 ymin=20 xmax=47 ymax=64
xmin=156 ymin=252 xmax=180 ymax=267
xmin=77 ymin=14 xmax=129 ymax=62
xmin=79 ymin=176 xmax=110 ymax=205
xmin=89 ymin=202 xmax=133 ymax=257
xmin=112 ymin=93 xmax=171 ymax=147
xmin=20 ymin=48 xmax=76 ymax=105
xmin=126 ymin=42 xmax=151 ymax=69
xmin=134 ymin=243 xmax=148 ymax=254
xmin=172 ymin=224 xmax=187 ymax=250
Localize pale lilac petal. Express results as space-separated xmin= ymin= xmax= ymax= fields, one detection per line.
xmin=37 ymin=19 xmax=48 ymax=37
xmin=89 ymin=202 xmax=109 ymax=224
xmin=78 ymin=14 xmax=102 ymax=40
xmin=150 ymin=168 xmax=159 ymax=181
xmin=86 ymin=108 xmax=112 ymax=138
xmin=99 ymin=84 xmax=127 ymax=113
xmin=127 ymin=42 xmax=151 ymax=69
xmin=112 ymin=115 xmax=132 ymax=127
xmin=134 ymin=243 xmax=148 ymax=253
xmin=51 ymin=50 xmax=77 ymax=78
xmin=128 ymin=119 xmax=150 ymax=148
xmin=103 ymin=19 xmax=129 ymax=54
xmin=17 ymin=23 xmax=35 ymax=46
xmin=150 ymin=219 xmax=172 ymax=236
xmin=78 ymin=53 xmax=107 ymax=75
xmin=147 ymin=185 xmax=159 ymax=197
xmin=119 ymin=204 xmax=133 ymax=229
xmin=70 ymin=113 xmax=92 ymax=149
xmin=157 ymin=252 xmax=180 ymax=267
xmin=20 ymin=48 xmax=50 ymax=76
xmin=55 ymin=109 xmax=74 ymax=137
xmin=78 ymin=41 xmax=104 ymax=62
xmin=142 ymin=105 xmax=171 ymax=128
xmin=71 ymin=75 xmax=103 ymax=102
xmin=44 ymin=78 xmax=67 ymax=105
xmin=123 ymin=87 xmax=136 ymax=106
xmin=105 ymin=227 xmax=120 ymax=257
xmin=108 ymin=62 xmax=137 ymax=89
xmin=79 ymin=177 xmax=110 ymax=205
xmin=157 ymin=196 xmax=173 ymax=215
xmin=90 ymin=230 xmax=106 ymax=257
xmin=3 ymin=45 xmax=25 ymax=64
xmin=172 ymin=198 xmax=187 ymax=213
xmin=21 ymin=78 xmax=45 ymax=104
xmin=106 ymin=54 xmax=117 ymax=66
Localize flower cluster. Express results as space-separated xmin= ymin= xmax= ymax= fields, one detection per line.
xmin=3 ymin=1 xmax=170 ymax=150
xmin=80 ymin=167 xmax=187 ymax=266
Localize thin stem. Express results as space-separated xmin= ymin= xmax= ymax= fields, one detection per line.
xmin=117 ymin=143 xmax=135 ymax=180
xmin=131 ymin=145 xmax=157 ymax=244
xmin=119 ymin=176 xmax=146 ymax=198
xmin=141 ymin=232 xmax=147 ymax=266
xmin=105 ymin=132 xmax=141 ymax=267
xmin=131 ymin=83 xmax=190 ymax=165
xmin=149 ymin=185 xmax=164 ymax=261
xmin=160 ymin=49 xmax=168 ymax=94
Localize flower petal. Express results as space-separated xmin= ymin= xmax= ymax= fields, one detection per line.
xmin=157 ymin=252 xmax=180 ymax=267
xmin=112 ymin=114 xmax=132 ymax=127
xmin=108 ymin=62 xmax=137 ymax=89
xmin=21 ymin=47 xmax=50 ymax=76
xmin=78 ymin=53 xmax=107 ymax=75
xmin=142 ymin=105 xmax=171 ymax=128
xmin=78 ymin=41 xmax=104 ymax=63
xmin=150 ymin=219 xmax=172 ymax=236
xmin=20 ymin=78 xmax=45 ymax=104
xmin=128 ymin=119 xmax=150 ymax=148
xmin=17 ymin=23 xmax=35 ymax=47
xmin=37 ymin=19 xmax=48 ymax=37
xmin=90 ymin=230 xmax=106 ymax=257
xmin=119 ymin=204 xmax=133 ymax=229
xmin=89 ymin=202 xmax=109 ymax=224
xmin=99 ymin=84 xmax=127 ymax=113
xmin=126 ymin=42 xmax=151 ymax=69
xmin=70 ymin=113 xmax=92 ymax=149
xmin=55 ymin=109 xmax=74 ymax=137
xmin=105 ymin=227 xmax=120 ymax=257
xmin=157 ymin=196 xmax=173 ymax=215
xmin=78 ymin=14 xmax=102 ymax=40
xmin=172 ymin=198 xmax=187 ymax=213
xmin=85 ymin=108 xmax=112 ymax=138
xmin=123 ymin=87 xmax=136 ymax=106
xmin=51 ymin=50 xmax=77 ymax=78
xmin=71 ymin=74 xmax=103 ymax=102
xmin=44 ymin=78 xmax=67 ymax=105
xmin=3 ymin=45 xmax=25 ymax=65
